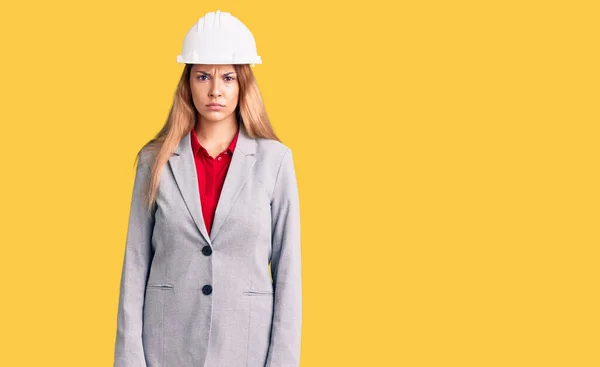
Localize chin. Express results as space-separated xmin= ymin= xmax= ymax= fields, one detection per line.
xmin=201 ymin=112 xmax=233 ymax=122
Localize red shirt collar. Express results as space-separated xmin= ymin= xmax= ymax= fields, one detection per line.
xmin=191 ymin=124 xmax=239 ymax=157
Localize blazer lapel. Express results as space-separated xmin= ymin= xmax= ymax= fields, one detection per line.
xmin=168 ymin=131 xmax=211 ymax=245
xmin=210 ymin=123 xmax=257 ymax=243
xmin=168 ymin=122 xmax=257 ymax=247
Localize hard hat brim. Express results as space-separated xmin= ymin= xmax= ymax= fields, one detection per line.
xmin=176 ymin=56 xmax=262 ymax=65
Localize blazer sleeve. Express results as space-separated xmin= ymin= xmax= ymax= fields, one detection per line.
xmin=114 ymin=157 xmax=155 ymax=367
xmin=265 ymin=148 xmax=303 ymax=367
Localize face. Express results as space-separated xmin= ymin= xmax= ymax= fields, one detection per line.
xmin=190 ymin=64 xmax=240 ymax=124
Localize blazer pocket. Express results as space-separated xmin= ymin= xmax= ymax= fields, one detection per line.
xmin=242 ymin=288 xmax=274 ymax=296
xmin=146 ymin=284 xmax=174 ymax=290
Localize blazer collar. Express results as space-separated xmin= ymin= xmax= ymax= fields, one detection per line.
xmin=168 ymin=122 xmax=257 ymax=247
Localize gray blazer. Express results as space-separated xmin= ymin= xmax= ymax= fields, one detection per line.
xmin=114 ymin=123 xmax=302 ymax=367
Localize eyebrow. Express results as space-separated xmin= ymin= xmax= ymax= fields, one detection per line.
xmin=195 ymin=71 xmax=236 ymax=76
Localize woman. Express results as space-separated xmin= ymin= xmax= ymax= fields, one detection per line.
xmin=113 ymin=10 xmax=302 ymax=367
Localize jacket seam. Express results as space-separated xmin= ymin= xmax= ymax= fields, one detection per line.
xmin=270 ymin=148 xmax=291 ymax=202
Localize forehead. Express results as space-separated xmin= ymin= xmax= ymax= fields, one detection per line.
xmin=191 ymin=64 xmax=236 ymax=73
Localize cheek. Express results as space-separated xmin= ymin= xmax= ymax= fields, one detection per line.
xmin=190 ymin=85 xmax=201 ymax=100
xmin=193 ymin=82 xmax=208 ymax=91
xmin=228 ymin=87 xmax=240 ymax=104
xmin=190 ymin=92 xmax=204 ymax=109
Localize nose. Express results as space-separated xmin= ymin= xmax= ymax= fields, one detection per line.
xmin=209 ymin=79 xmax=222 ymax=97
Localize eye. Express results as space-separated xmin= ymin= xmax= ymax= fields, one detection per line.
xmin=196 ymin=75 xmax=208 ymax=81
xmin=225 ymin=76 xmax=235 ymax=81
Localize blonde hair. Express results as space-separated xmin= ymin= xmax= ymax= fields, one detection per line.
xmin=134 ymin=63 xmax=280 ymax=213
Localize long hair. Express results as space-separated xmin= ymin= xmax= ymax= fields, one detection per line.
xmin=134 ymin=63 xmax=280 ymax=213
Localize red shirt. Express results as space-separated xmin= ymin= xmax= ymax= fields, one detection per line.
xmin=190 ymin=125 xmax=239 ymax=236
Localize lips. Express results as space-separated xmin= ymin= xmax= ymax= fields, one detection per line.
xmin=207 ymin=104 xmax=224 ymax=111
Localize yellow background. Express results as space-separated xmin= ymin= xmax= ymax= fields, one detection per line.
xmin=1 ymin=0 xmax=598 ymax=366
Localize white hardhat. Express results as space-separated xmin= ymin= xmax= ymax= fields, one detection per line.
xmin=176 ymin=10 xmax=262 ymax=66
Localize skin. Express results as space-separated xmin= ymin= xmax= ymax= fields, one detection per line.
xmin=190 ymin=64 xmax=240 ymax=158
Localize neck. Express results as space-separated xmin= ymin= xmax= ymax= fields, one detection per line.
xmin=194 ymin=115 xmax=239 ymax=150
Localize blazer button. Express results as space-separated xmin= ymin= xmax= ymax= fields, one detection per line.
xmin=202 ymin=285 xmax=212 ymax=295
xmin=202 ymin=245 xmax=212 ymax=256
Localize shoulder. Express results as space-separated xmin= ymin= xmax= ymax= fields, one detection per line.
xmin=252 ymin=138 xmax=296 ymax=195
xmin=137 ymin=144 xmax=159 ymax=169
xmin=255 ymin=138 xmax=292 ymax=162
xmin=253 ymin=138 xmax=296 ymax=177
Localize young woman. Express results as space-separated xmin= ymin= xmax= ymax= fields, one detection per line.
xmin=113 ymin=10 xmax=302 ymax=367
